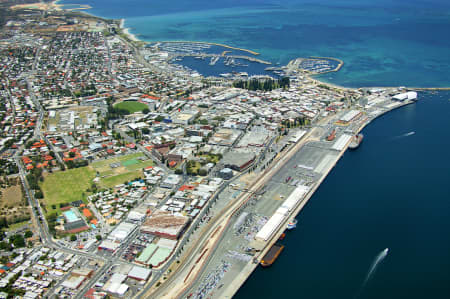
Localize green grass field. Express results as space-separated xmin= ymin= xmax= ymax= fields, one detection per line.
xmin=41 ymin=153 xmax=154 ymax=214
xmin=90 ymin=153 xmax=153 ymax=188
xmin=91 ymin=153 xmax=144 ymax=170
xmin=114 ymin=101 xmax=148 ymax=113
xmin=122 ymin=159 xmax=139 ymax=166
xmin=40 ymin=167 xmax=96 ymax=213
xmin=101 ymin=172 xmax=142 ymax=188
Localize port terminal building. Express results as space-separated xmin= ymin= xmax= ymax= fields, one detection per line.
xmin=255 ymin=185 xmax=310 ymax=242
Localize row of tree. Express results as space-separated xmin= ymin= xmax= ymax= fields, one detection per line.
xmin=233 ymin=77 xmax=290 ymax=91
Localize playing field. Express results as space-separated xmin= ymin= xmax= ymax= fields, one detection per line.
xmin=114 ymin=101 xmax=148 ymax=113
xmin=40 ymin=167 xmax=96 ymax=213
xmin=90 ymin=153 xmax=154 ymax=188
xmin=40 ymin=153 xmax=153 ymax=214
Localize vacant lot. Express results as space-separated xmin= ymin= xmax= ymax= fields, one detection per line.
xmin=40 ymin=167 xmax=96 ymax=213
xmin=1 ymin=185 xmax=23 ymax=207
xmin=0 ymin=182 xmax=29 ymax=224
xmin=114 ymin=101 xmax=148 ymax=113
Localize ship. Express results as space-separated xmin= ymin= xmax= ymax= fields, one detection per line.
xmin=326 ymin=129 xmax=336 ymax=141
xmin=348 ymin=133 xmax=364 ymax=150
xmin=286 ymin=219 xmax=297 ymax=230
xmin=260 ymin=243 xmax=284 ymax=267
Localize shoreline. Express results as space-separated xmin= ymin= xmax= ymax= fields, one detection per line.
xmin=219 ymin=99 xmax=416 ymax=298
xmin=119 ymin=19 xmax=140 ymax=42
xmin=9 ymin=2 xmax=450 ymax=89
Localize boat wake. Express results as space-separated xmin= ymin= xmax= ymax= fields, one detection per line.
xmin=392 ymin=131 xmax=415 ymax=140
xmin=355 ymin=248 xmax=389 ymax=298
xmin=403 ymin=131 xmax=415 ymax=137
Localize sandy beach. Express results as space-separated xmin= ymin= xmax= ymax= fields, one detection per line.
xmin=122 ymin=27 xmax=140 ymax=42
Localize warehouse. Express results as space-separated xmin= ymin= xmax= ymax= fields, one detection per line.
xmin=338 ymin=110 xmax=362 ymax=124
xmin=332 ymin=134 xmax=352 ymax=151
xmin=98 ymin=240 xmax=120 ymax=252
xmin=255 ymin=212 xmax=285 ymax=241
xmin=288 ymin=130 xmax=307 ymax=143
xmin=281 ymin=185 xmax=310 ymax=211
xmin=127 ymin=266 xmax=152 ymax=281
xmin=221 ymin=151 xmax=255 ymax=171
xmin=140 ymin=210 xmax=190 ymax=240
xmin=108 ymin=222 xmax=137 ymax=242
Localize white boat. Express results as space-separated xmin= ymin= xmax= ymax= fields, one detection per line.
xmin=287 ymin=219 xmax=297 ymax=230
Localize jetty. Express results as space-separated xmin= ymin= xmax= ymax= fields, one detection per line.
xmin=171 ymin=53 xmax=272 ymax=65
xmin=155 ymin=40 xmax=260 ymax=56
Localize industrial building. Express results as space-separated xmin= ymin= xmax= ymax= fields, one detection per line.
xmin=331 ymin=134 xmax=353 ymax=151
xmin=140 ymin=210 xmax=190 ymax=240
xmin=392 ymin=91 xmax=417 ymax=101
xmin=98 ymin=240 xmax=121 ymax=252
xmin=127 ymin=266 xmax=152 ymax=281
xmin=221 ymin=151 xmax=255 ymax=171
xmin=135 ymin=238 xmax=177 ymax=267
xmin=337 ymin=110 xmax=362 ymax=124
xmin=107 ymin=222 xmax=137 ymax=242
xmin=255 ymin=185 xmax=310 ymax=241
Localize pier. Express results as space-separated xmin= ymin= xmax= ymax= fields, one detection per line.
xmin=287 ymin=56 xmax=344 ymax=74
xmin=170 ymin=53 xmax=272 ymax=65
xmin=154 ymin=40 xmax=261 ymax=56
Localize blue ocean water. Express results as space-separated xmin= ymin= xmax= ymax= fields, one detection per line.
xmin=235 ymin=91 xmax=450 ymax=299
xmin=58 ymin=1 xmax=450 ymax=298
xmin=61 ymin=0 xmax=450 ymax=87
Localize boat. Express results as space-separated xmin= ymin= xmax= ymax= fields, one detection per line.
xmin=326 ymin=129 xmax=336 ymax=141
xmin=260 ymin=243 xmax=284 ymax=267
xmin=209 ymin=55 xmax=220 ymax=66
xmin=278 ymin=233 xmax=286 ymax=241
xmin=348 ymin=133 xmax=364 ymax=149
xmin=286 ymin=219 xmax=297 ymax=230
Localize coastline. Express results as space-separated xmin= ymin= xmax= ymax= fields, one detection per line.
xmin=11 ymin=2 xmax=448 ymax=298
xmin=219 ymin=99 xmax=416 ymax=298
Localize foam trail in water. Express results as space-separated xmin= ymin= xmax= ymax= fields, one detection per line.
xmin=403 ymin=131 xmax=415 ymax=137
xmin=392 ymin=131 xmax=415 ymax=140
xmin=355 ymin=248 xmax=389 ymax=298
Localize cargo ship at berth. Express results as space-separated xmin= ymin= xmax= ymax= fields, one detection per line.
xmin=348 ymin=133 xmax=364 ymax=149
xmin=260 ymin=244 xmax=284 ymax=267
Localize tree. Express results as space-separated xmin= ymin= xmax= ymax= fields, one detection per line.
xmin=24 ymin=230 xmax=33 ymax=238
xmin=96 ymin=235 xmax=102 ymax=241
xmin=142 ymin=108 xmax=150 ymax=114
xmin=70 ymin=235 xmax=77 ymax=242
xmin=9 ymin=234 xmax=25 ymax=248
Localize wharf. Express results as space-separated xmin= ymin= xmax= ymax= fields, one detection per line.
xmin=156 ymin=40 xmax=260 ymax=55
xmin=220 ymin=100 xmax=416 ymax=298
xmin=171 ymin=53 xmax=272 ymax=65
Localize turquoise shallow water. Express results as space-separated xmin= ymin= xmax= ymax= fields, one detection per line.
xmin=58 ymin=1 xmax=450 ymax=298
xmin=61 ymin=0 xmax=450 ymax=87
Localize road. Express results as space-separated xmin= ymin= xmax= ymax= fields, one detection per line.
xmin=139 ymin=128 xmax=318 ymax=298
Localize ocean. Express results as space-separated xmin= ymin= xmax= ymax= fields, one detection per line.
xmin=61 ymin=0 xmax=450 ymax=87
xmin=235 ymin=91 xmax=450 ymax=299
xmin=59 ymin=0 xmax=450 ymax=298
